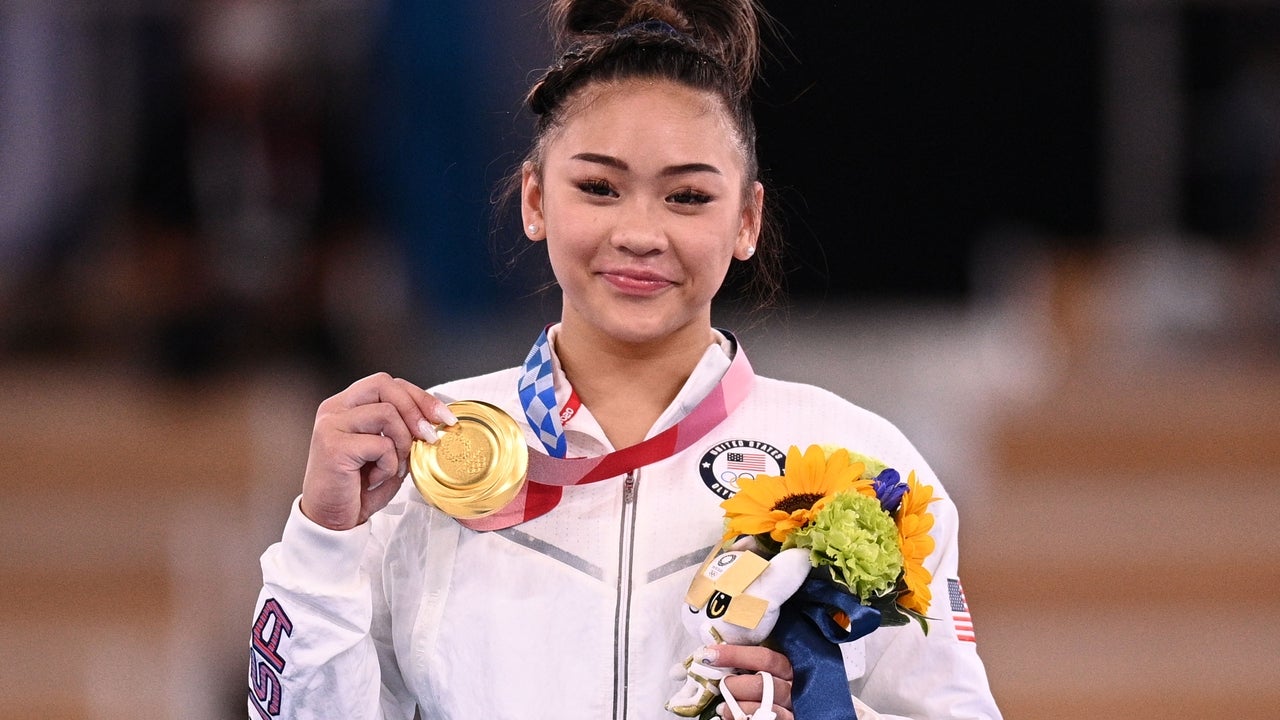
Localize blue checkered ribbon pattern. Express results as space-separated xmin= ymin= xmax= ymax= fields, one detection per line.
xmin=518 ymin=328 xmax=568 ymax=458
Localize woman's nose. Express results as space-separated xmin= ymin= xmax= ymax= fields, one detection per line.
xmin=610 ymin=199 xmax=667 ymax=255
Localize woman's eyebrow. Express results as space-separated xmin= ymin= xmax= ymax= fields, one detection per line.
xmin=661 ymin=162 xmax=722 ymax=177
xmin=570 ymin=153 xmax=722 ymax=177
xmin=571 ymin=152 xmax=627 ymax=170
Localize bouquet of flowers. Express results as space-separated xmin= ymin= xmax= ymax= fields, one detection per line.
xmin=716 ymin=444 xmax=938 ymax=719
xmin=721 ymin=444 xmax=937 ymax=631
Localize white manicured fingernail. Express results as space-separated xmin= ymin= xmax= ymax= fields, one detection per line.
xmin=417 ymin=419 xmax=439 ymax=443
xmin=369 ymin=476 xmax=387 ymax=492
xmin=438 ymin=406 xmax=458 ymax=425
xmin=694 ymin=646 xmax=719 ymax=666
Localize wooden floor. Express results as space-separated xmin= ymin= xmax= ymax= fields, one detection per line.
xmin=0 ymin=360 xmax=315 ymax=719
xmin=3 ymin=312 xmax=1279 ymax=718
xmin=971 ymin=351 xmax=1280 ymax=720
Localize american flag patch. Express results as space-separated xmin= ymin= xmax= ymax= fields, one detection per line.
xmin=948 ymin=578 xmax=975 ymax=643
xmin=726 ymin=451 xmax=767 ymax=472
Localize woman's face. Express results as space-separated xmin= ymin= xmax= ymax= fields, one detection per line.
xmin=522 ymin=79 xmax=762 ymax=348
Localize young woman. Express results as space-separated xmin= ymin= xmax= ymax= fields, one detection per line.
xmin=249 ymin=2 xmax=1002 ymax=718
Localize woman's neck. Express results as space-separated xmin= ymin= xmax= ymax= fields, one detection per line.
xmin=554 ymin=320 xmax=715 ymax=449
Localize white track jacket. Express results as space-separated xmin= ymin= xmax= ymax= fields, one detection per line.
xmin=250 ymin=333 xmax=1003 ymax=719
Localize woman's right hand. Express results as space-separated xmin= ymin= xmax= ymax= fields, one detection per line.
xmin=300 ymin=372 xmax=456 ymax=531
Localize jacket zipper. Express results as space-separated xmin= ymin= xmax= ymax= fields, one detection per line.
xmin=614 ymin=469 xmax=639 ymax=719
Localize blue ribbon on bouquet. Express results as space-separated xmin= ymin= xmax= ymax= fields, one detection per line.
xmin=771 ymin=576 xmax=882 ymax=720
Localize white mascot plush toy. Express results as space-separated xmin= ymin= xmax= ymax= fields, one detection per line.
xmin=666 ymin=545 xmax=812 ymax=718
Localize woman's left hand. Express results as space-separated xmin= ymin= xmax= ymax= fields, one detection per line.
xmin=707 ymin=643 xmax=794 ymax=720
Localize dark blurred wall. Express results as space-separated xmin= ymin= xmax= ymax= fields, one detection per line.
xmin=366 ymin=0 xmax=548 ymax=321
xmin=5 ymin=1 xmax=1279 ymax=372
xmin=1182 ymin=3 xmax=1280 ymax=241
xmin=755 ymin=2 xmax=1103 ymax=300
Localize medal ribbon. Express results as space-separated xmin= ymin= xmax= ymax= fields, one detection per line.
xmin=516 ymin=327 xmax=570 ymax=457
xmin=457 ymin=327 xmax=755 ymax=531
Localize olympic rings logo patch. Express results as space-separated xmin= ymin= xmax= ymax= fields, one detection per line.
xmin=697 ymin=439 xmax=785 ymax=500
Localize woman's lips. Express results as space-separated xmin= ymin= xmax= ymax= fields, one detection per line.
xmin=598 ymin=269 xmax=675 ymax=295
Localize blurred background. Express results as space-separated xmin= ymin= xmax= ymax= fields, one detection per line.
xmin=2 ymin=0 xmax=1278 ymax=717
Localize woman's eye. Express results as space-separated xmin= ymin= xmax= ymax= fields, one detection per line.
xmin=578 ymin=179 xmax=617 ymax=197
xmin=668 ymin=189 xmax=713 ymax=205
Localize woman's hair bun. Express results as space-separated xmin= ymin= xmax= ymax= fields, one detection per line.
xmin=554 ymin=0 xmax=690 ymax=41
xmin=547 ymin=0 xmax=761 ymax=97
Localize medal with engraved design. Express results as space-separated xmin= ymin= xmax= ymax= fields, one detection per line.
xmin=409 ymin=400 xmax=528 ymax=519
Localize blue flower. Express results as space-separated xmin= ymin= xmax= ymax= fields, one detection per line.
xmin=872 ymin=468 xmax=906 ymax=514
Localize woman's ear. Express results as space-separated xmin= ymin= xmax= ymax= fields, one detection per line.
xmin=734 ymin=181 xmax=764 ymax=260
xmin=521 ymin=161 xmax=545 ymax=241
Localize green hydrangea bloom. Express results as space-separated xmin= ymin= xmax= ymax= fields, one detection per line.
xmin=846 ymin=451 xmax=888 ymax=482
xmin=785 ymin=491 xmax=903 ymax=601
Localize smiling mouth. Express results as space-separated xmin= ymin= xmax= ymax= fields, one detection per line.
xmin=599 ymin=270 xmax=675 ymax=295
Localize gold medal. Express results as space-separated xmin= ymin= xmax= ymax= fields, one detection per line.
xmin=409 ymin=400 xmax=528 ymax=519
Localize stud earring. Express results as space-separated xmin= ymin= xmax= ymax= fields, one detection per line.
xmin=527 ymin=224 xmax=538 ymax=235
xmin=744 ymin=245 xmax=755 ymax=258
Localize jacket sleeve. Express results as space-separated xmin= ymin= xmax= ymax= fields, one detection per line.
xmin=852 ymin=484 xmax=1003 ymax=720
xmin=248 ymin=497 xmax=417 ymax=720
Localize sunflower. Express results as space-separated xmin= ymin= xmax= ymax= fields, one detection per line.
xmin=895 ymin=470 xmax=937 ymax=615
xmin=721 ymin=445 xmax=872 ymax=544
